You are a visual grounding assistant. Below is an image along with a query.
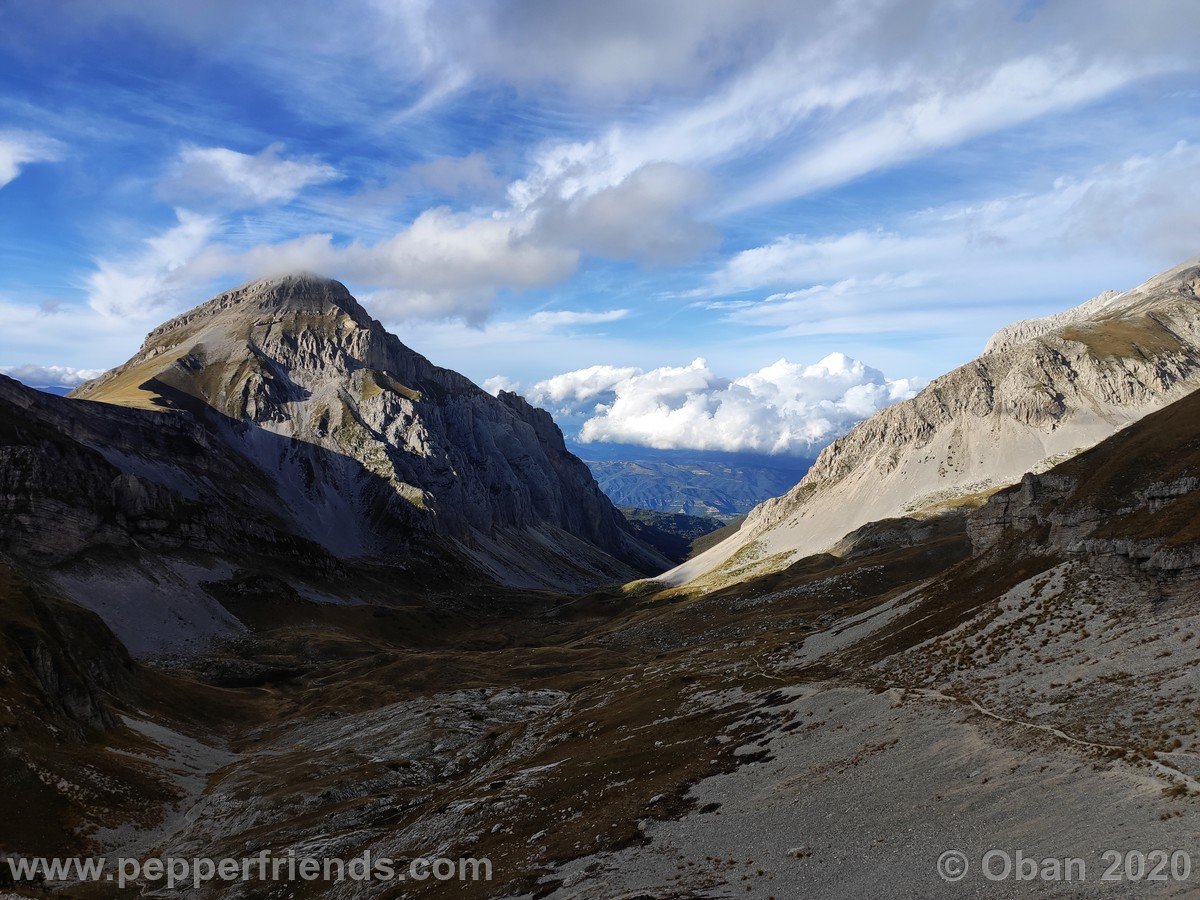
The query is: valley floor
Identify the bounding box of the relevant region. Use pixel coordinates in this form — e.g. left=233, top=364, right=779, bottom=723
left=8, top=518, right=1199, bottom=899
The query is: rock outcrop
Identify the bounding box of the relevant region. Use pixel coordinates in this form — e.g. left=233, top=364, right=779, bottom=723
left=969, top=386, right=1200, bottom=582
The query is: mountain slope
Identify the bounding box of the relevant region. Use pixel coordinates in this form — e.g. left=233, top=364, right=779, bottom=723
left=69, top=275, right=668, bottom=590
left=664, top=259, right=1200, bottom=587
left=970, top=381, right=1200, bottom=572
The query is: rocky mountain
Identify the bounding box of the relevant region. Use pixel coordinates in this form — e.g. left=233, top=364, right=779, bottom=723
left=71, top=275, right=666, bottom=582
left=664, top=258, right=1200, bottom=587
left=9, top=267, right=1200, bottom=898
left=529, top=349, right=1200, bottom=899
left=0, top=276, right=672, bottom=656
left=970, top=382, right=1200, bottom=575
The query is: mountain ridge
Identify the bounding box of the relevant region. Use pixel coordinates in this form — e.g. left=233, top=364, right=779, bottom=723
left=69, top=274, right=669, bottom=584
left=663, top=258, right=1200, bottom=587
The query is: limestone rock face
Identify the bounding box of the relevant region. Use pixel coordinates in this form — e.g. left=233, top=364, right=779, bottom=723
left=969, top=386, right=1200, bottom=581
left=64, top=275, right=667, bottom=587
left=663, top=259, right=1200, bottom=587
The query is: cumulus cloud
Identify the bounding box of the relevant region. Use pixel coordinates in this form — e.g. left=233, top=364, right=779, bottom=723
left=0, top=363, right=104, bottom=388
left=525, top=353, right=920, bottom=455
left=528, top=364, right=641, bottom=407
left=161, top=143, right=339, bottom=207
left=0, top=131, right=63, bottom=188
left=481, top=375, right=519, bottom=396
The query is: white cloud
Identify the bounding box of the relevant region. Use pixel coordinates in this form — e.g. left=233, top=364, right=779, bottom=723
left=85, top=153, right=713, bottom=326
left=726, top=51, right=1148, bottom=211
left=161, top=143, right=339, bottom=207
left=499, top=4, right=1185, bottom=223
left=410, top=152, right=503, bottom=198
left=481, top=375, right=519, bottom=396
left=336, top=208, right=579, bottom=321
left=461, top=1, right=794, bottom=99
left=0, top=131, right=63, bottom=188
left=702, top=142, right=1200, bottom=338
left=86, top=209, right=220, bottom=318
left=41, top=0, right=1200, bottom=371
left=527, top=309, right=628, bottom=328
left=84, top=206, right=579, bottom=324
left=0, top=363, right=104, bottom=387
left=533, top=163, right=717, bottom=265
left=528, top=363, right=641, bottom=407
left=527, top=353, right=920, bottom=455
left=66, top=1, right=1200, bottom=205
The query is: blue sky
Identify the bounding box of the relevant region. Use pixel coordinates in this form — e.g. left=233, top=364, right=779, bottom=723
left=4, top=1, right=1200, bottom=454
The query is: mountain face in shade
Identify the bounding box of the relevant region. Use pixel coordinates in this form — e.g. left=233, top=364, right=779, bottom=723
left=54, top=275, right=667, bottom=591
left=664, top=258, right=1200, bottom=587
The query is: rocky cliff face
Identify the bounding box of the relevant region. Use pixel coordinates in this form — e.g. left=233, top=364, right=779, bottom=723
left=969, top=386, right=1200, bottom=582
left=0, top=373, right=321, bottom=568
left=70, top=275, right=667, bottom=585
left=664, top=259, right=1200, bottom=587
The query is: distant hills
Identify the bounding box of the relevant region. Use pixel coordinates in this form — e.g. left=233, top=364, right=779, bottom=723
left=576, top=444, right=811, bottom=518
left=617, top=507, right=726, bottom=564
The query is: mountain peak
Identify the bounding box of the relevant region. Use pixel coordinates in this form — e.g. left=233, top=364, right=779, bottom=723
left=984, top=259, right=1200, bottom=355
left=140, top=273, right=372, bottom=346
left=72, top=274, right=394, bottom=416
left=237, top=271, right=355, bottom=304
left=67, top=277, right=670, bottom=587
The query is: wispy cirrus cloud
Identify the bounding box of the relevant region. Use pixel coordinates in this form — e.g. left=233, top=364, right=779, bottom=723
left=724, top=51, right=1154, bottom=212
left=0, top=130, right=63, bottom=188
left=702, top=142, right=1200, bottom=340
left=86, top=209, right=219, bottom=318
left=160, top=143, right=339, bottom=208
